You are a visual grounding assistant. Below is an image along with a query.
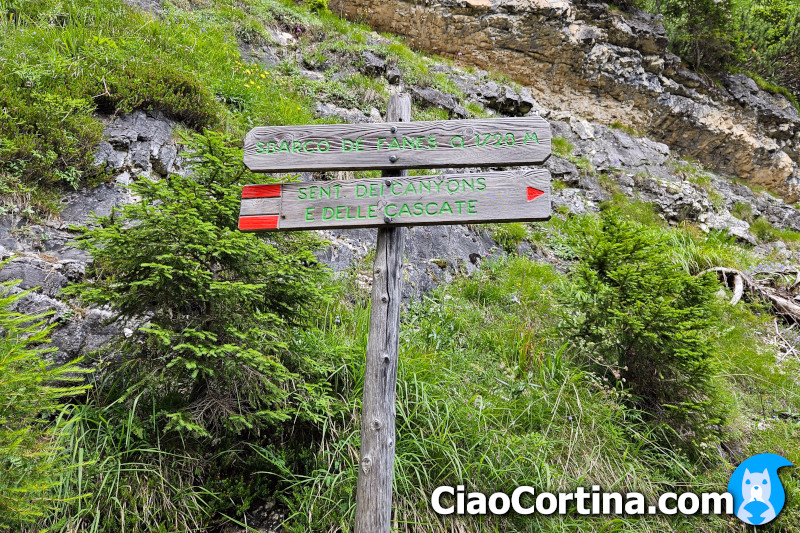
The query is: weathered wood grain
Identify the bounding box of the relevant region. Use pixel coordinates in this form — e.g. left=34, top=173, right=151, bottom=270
left=243, top=116, right=551, bottom=172
left=238, top=169, right=551, bottom=231
left=354, top=93, right=410, bottom=533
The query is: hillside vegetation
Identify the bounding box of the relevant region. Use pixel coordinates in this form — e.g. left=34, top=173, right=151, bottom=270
left=636, top=0, right=799, bottom=105
left=1, top=1, right=799, bottom=532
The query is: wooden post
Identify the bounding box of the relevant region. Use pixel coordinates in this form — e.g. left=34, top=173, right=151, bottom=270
left=354, top=93, right=411, bottom=533
left=238, top=93, right=551, bottom=531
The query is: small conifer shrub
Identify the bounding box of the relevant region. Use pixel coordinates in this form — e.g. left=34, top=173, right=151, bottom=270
left=562, top=211, right=723, bottom=453
left=63, top=132, right=338, bottom=530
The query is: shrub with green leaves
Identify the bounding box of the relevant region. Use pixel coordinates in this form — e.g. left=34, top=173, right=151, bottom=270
left=0, top=87, right=103, bottom=189
left=741, top=0, right=800, bottom=100
left=562, top=211, right=723, bottom=454
left=662, top=0, right=743, bottom=70
left=60, top=132, right=338, bottom=530
left=304, top=0, right=328, bottom=12
left=0, top=280, right=89, bottom=528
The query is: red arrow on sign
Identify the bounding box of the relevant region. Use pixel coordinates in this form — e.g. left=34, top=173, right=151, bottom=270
left=527, top=187, right=544, bottom=201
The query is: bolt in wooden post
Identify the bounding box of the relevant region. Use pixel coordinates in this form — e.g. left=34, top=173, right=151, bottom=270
left=354, top=93, right=411, bottom=533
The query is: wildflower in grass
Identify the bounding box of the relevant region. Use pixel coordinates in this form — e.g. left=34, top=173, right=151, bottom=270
left=261, top=73, right=266, bottom=78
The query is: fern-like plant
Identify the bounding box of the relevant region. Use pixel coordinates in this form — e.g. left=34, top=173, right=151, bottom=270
left=0, top=278, right=89, bottom=528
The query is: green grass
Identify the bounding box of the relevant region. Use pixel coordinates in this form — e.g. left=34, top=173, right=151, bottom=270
left=552, top=137, right=575, bottom=158
left=750, top=216, right=800, bottom=248
left=466, top=100, right=489, bottom=117
left=609, top=121, right=639, bottom=136
left=413, top=105, right=450, bottom=121
left=748, top=71, right=800, bottom=113
left=0, top=0, right=487, bottom=220
left=0, top=0, right=322, bottom=217
left=489, top=222, right=529, bottom=253
left=281, top=250, right=800, bottom=532
left=731, top=201, right=754, bottom=221
left=573, top=155, right=595, bottom=175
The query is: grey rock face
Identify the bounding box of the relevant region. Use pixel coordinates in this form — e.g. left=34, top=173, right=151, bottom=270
left=361, top=50, right=386, bottom=76
left=317, top=225, right=506, bottom=302
left=10, top=290, right=69, bottom=321
left=0, top=256, right=70, bottom=298
left=451, top=76, right=541, bottom=117
left=605, top=10, right=668, bottom=55
left=96, top=110, right=181, bottom=176
left=402, top=224, right=504, bottom=301
left=50, top=308, right=119, bottom=365
left=386, top=66, right=402, bottom=84
left=331, top=0, right=800, bottom=199
left=315, top=102, right=377, bottom=123
left=1, top=110, right=180, bottom=362
left=59, top=183, right=133, bottom=226
left=723, top=74, right=800, bottom=136
left=410, top=86, right=469, bottom=118
left=553, top=188, right=596, bottom=215
left=541, top=110, right=800, bottom=246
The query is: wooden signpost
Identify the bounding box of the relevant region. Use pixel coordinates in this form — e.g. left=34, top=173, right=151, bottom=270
left=239, top=94, right=552, bottom=533
left=244, top=116, right=551, bottom=172
left=238, top=169, right=550, bottom=232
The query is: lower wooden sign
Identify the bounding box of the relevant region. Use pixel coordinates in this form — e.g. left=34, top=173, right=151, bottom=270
left=239, top=169, right=550, bottom=231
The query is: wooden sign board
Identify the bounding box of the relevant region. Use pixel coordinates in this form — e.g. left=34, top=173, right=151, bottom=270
left=238, top=169, right=550, bottom=232
left=243, top=117, right=551, bottom=172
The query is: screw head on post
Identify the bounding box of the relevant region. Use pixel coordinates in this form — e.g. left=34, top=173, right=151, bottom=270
left=389, top=155, right=398, bottom=163
left=383, top=215, right=392, bottom=224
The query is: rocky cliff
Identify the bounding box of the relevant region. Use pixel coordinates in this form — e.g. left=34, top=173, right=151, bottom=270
left=330, top=0, right=800, bottom=199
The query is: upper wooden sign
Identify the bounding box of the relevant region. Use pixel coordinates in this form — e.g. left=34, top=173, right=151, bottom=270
left=238, top=169, right=550, bottom=232
left=243, top=117, right=551, bottom=172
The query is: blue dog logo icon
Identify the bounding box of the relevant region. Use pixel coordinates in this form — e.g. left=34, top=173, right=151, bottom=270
left=728, top=453, right=793, bottom=525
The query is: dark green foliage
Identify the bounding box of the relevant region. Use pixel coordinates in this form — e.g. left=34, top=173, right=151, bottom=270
left=648, top=0, right=799, bottom=100
left=562, top=211, right=723, bottom=452
left=93, top=62, right=220, bottom=129
left=59, top=132, right=338, bottom=530
left=752, top=0, right=796, bottom=43
left=0, top=86, right=103, bottom=190
left=0, top=280, right=89, bottom=528
left=70, top=131, right=330, bottom=438
left=304, top=0, right=329, bottom=12
left=740, top=0, right=800, bottom=100
left=662, top=0, right=742, bottom=70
